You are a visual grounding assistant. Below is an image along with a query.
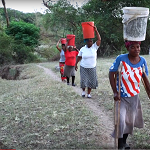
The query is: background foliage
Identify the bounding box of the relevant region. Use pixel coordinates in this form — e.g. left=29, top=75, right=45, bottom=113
left=42, top=0, right=150, bottom=56
left=0, top=0, right=150, bottom=65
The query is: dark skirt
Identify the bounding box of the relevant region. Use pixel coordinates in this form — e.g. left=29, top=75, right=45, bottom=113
left=64, top=65, right=75, bottom=77
left=80, top=66, right=98, bottom=89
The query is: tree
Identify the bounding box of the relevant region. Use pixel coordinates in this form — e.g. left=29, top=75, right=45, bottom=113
left=6, top=21, right=40, bottom=47
left=43, top=0, right=54, bottom=9
left=82, top=0, right=150, bottom=55
left=1, top=0, right=9, bottom=27
left=42, top=0, right=84, bottom=47
left=0, top=32, right=13, bottom=64
left=42, top=0, right=150, bottom=56
left=6, top=21, right=40, bottom=63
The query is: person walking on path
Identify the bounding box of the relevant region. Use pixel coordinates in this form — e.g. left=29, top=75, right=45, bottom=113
left=109, top=41, right=150, bottom=149
left=63, top=45, right=79, bottom=86
left=75, top=26, right=101, bottom=98
left=56, top=39, right=67, bottom=82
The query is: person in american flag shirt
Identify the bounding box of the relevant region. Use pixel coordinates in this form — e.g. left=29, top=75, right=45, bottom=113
left=109, top=41, right=150, bottom=149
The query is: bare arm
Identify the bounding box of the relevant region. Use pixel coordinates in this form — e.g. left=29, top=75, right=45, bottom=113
left=63, top=40, right=69, bottom=52
left=56, top=39, right=61, bottom=52
left=73, top=46, right=79, bottom=52
left=142, top=74, right=150, bottom=98
left=94, top=26, right=101, bottom=46
left=75, top=56, right=82, bottom=71
left=109, top=71, right=120, bottom=101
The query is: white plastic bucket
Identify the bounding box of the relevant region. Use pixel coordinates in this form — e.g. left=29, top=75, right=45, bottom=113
left=122, top=7, right=149, bottom=41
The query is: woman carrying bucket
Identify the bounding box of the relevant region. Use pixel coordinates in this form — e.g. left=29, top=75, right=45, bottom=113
left=56, top=38, right=67, bottom=82
left=75, top=23, right=101, bottom=98
left=109, top=41, right=150, bottom=149
left=63, top=34, right=79, bottom=86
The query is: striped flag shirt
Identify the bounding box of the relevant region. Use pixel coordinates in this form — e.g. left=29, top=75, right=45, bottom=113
left=109, top=54, right=148, bottom=97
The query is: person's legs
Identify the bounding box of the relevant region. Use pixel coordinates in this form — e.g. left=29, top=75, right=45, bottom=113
left=87, top=87, right=91, bottom=98
left=67, top=77, right=70, bottom=85
left=123, top=134, right=130, bottom=149
left=82, top=88, right=86, bottom=97
left=72, top=76, right=75, bottom=86
left=59, top=62, right=66, bottom=81
left=118, top=138, right=124, bottom=149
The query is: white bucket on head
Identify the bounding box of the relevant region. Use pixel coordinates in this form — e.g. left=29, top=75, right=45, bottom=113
left=122, top=7, right=149, bottom=41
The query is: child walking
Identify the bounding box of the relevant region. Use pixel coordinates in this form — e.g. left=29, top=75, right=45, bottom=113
left=109, top=41, right=150, bottom=149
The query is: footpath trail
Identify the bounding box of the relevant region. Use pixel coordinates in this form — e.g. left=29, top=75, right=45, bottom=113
left=37, top=64, right=114, bottom=148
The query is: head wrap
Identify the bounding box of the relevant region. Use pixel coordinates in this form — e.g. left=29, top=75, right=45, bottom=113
left=84, top=38, right=93, bottom=43
left=125, top=41, right=141, bottom=49
left=84, top=39, right=89, bottom=43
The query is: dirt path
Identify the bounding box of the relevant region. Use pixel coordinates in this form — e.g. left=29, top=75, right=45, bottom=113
left=37, top=64, right=114, bottom=148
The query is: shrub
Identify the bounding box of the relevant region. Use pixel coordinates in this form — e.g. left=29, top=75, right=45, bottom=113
left=5, top=21, right=40, bottom=64
left=0, top=32, right=13, bottom=65
left=6, top=21, right=40, bottom=47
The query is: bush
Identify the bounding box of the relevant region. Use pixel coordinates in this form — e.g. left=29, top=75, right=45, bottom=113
left=6, top=21, right=40, bottom=47
left=25, top=52, right=41, bottom=63
left=12, top=42, right=40, bottom=64
left=0, top=32, right=13, bottom=65
left=4, top=21, right=41, bottom=64
left=35, top=45, right=59, bottom=61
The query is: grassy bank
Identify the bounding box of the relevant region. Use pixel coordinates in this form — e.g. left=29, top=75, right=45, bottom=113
left=0, top=55, right=150, bottom=149
left=40, top=55, right=150, bottom=149
left=0, top=63, right=109, bottom=149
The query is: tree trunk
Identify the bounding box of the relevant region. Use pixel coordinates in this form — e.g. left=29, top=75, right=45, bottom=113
left=1, top=0, right=9, bottom=27
left=43, top=0, right=53, bottom=9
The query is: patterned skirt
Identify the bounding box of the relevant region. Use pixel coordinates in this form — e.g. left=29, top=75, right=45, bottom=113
left=112, top=94, right=144, bottom=138
left=80, top=66, right=98, bottom=89
left=59, top=62, right=67, bottom=81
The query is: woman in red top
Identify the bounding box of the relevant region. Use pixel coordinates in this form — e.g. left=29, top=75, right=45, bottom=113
left=64, top=46, right=79, bottom=86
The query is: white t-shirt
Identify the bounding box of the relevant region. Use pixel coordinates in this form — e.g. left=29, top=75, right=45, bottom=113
left=78, top=42, right=99, bottom=68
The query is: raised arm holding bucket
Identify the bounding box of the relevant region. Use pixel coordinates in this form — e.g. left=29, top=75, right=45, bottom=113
left=75, top=24, right=101, bottom=98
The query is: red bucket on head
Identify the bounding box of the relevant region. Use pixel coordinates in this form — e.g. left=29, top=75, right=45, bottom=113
left=66, top=34, right=75, bottom=46
left=61, top=38, right=66, bottom=44
left=81, top=21, right=95, bottom=39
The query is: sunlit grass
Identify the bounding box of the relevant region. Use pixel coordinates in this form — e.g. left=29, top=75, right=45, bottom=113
left=40, top=55, right=150, bottom=148
left=0, top=63, right=107, bottom=149
left=1, top=55, right=150, bottom=149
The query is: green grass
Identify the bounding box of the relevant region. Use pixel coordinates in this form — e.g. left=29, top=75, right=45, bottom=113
left=1, top=55, right=150, bottom=149
left=0, top=63, right=108, bottom=149
left=40, top=55, right=150, bottom=149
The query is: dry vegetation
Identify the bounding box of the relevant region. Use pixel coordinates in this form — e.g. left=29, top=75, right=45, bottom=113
left=0, top=56, right=150, bottom=149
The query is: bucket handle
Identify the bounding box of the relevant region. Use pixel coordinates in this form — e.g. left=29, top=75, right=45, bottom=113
left=122, top=15, right=149, bottom=24
left=66, top=35, right=75, bottom=46
left=67, top=36, right=75, bottom=41
left=87, top=23, right=95, bottom=28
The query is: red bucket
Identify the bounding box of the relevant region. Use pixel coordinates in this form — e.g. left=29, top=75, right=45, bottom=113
left=81, top=21, right=95, bottom=39
left=66, top=34, right=75, bottom=46
left=61, top=38, right=66, bottom=44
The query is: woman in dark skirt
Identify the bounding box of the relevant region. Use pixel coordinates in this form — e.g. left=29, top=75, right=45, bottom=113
left=64, top=46, right=79, bottom=86
left=75, top=26, right=101, bottom=98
